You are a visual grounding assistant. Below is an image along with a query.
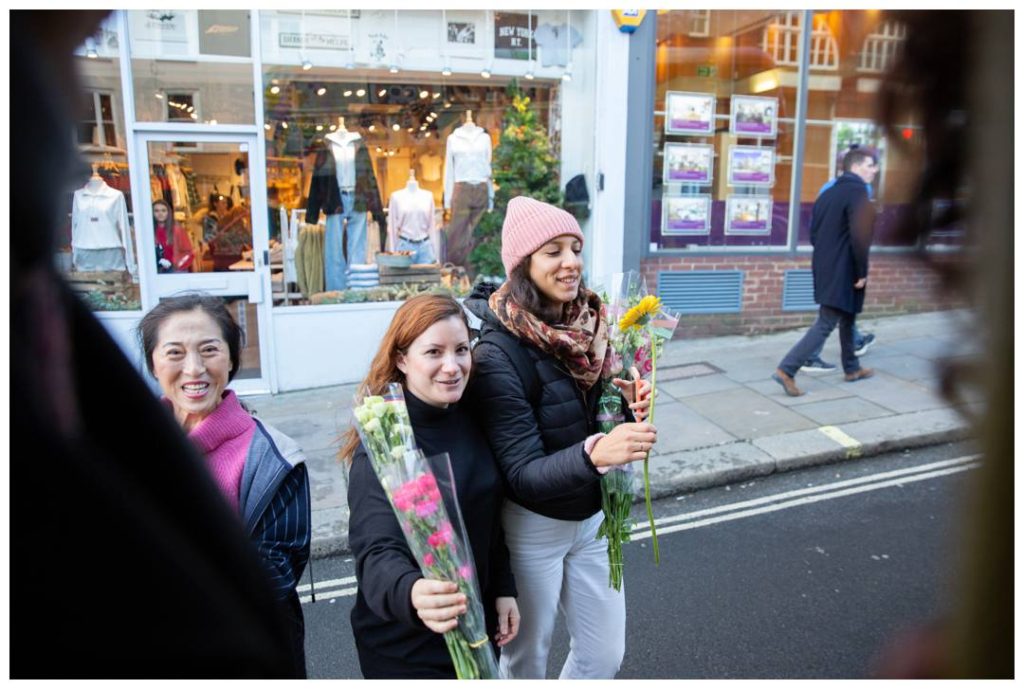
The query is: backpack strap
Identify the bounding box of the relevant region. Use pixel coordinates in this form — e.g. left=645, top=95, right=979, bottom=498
left=477, top=329, right=541, bottom=406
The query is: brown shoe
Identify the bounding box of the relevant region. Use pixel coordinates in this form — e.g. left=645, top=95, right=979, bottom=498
left=772, top=368, right=804, bottom=397
left=844, top=367, right=875, bottom=382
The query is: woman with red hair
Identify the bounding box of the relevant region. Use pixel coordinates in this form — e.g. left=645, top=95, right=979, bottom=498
left=340, top=294, right=519, bottom=678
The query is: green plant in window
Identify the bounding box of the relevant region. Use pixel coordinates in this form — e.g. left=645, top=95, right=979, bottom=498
left=469, top=81, right=563, bottom=278
left=80, top=290, right=141, bottom=312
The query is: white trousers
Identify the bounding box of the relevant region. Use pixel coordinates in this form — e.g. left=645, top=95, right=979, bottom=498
left=498, top=500, right=626, bottom=679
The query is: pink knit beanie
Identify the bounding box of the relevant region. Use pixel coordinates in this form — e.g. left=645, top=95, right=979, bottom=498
left=500, top=196, right=585, bottom=276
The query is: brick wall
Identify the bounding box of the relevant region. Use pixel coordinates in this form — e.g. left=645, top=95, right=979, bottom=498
left=641, top=253, right=963, bottom=338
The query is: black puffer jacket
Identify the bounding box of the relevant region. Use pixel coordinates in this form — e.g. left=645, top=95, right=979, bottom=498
left=465, top=284, right=607, bottom=521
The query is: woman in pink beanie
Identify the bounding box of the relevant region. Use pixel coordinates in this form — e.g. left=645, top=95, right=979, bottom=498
left=465, top=196, right=658, bottom=678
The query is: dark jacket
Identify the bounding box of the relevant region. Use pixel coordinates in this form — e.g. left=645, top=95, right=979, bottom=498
left=241, top=418, right=312, bottom=672
left=810, top=171, right=874, bottom=314
left=465, top=284, right=607, bottom=522
left=305, top=138, right=385, bottom=227
left=11, top=13, right=301, bottom=678
left=348, top=391, right=516, bottom=679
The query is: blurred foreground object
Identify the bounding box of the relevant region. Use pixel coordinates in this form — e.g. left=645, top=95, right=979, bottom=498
left=873, top=10, right=1012, bottom=678
left=9, top=11, right=300, bottom=678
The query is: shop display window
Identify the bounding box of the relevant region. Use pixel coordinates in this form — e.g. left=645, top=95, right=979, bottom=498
left=64, top=15, right=141, bottom=312
left=650, top=10, right=931, bottom=252
left=257, top=9, right=579, bottom=307
left=795, top=12, right=928, bottom=248
left=145, top=141, right=253, bottom=275
left=260, top=68, right=555, bottom=307
left=128, top=10, right=255, bottom=125
left=651, top=10, right=800, bottom=250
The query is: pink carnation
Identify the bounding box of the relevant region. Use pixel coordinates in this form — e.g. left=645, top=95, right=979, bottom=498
left=415, top=500, right=439, bottom=518
left=423, top=552, right=435, bottom=567
left=417, top=474, right=437, bottom=494
left=458, top=564, right=472, bottom=580
left=438, top=522, right=454, bottom=545
left=428, top=522, right=455, bottom=549
left=634, top=346, right=653, bottom=376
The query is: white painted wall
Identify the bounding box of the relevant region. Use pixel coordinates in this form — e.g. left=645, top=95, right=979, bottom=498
left=97, top=311, right=148, bottom=374
left=96, top=311, right=163, bottom=396
left=270, top=302, right=404, bottom=391
left=558, top=10, right=598, bottom=281
left=588, top=13, right=631, bottom=286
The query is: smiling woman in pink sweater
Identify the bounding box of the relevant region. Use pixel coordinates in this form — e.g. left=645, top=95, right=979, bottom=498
left=138, top=294, right=311, bottom=675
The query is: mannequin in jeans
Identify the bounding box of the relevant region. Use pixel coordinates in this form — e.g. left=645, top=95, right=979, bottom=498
left=388, top=170, right=440, bottom=265
left=306, top=116, right=385, bottom=291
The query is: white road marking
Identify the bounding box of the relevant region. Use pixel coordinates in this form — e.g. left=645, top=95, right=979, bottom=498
left=298, top=575, right=355, bottom=593
left=301, top=456, right=979, bottom=604
left=632, top=462, right=978, bottom=541
left=634, top=455, right=979, bottom=532
left=301, top=586, right=357, bottom=604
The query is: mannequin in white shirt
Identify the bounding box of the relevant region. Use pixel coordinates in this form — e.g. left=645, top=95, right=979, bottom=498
left=71, top=162, right=137, bottom=280
left=443, top=110, right=493, bottom=273
left=86, top=163, right=105, bottom=192
left=388, top=170, right=439, bottom=265
left=320, top=115, right=370, bottom=290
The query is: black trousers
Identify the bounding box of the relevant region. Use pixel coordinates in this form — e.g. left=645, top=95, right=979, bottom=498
left=779, top=305, right=861, bottom=376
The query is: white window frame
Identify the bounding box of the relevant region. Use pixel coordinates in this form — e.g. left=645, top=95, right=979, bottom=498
left=764, top=12, right=837, bottom=70
left=687, top=10, right=710, bottom=38
left=859, top=20, right=907, bottom=74
left=79, top=89, right=125, bottom=152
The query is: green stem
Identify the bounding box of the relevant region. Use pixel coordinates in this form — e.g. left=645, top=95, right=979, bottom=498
left=643, top=340, right=660, bottom=566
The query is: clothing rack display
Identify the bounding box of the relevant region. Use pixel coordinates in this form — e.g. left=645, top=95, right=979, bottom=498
left=293, top=222, right=325, bottom=299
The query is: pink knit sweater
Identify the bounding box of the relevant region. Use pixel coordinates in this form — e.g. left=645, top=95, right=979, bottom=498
left=186, top=390, right=256, bottom=515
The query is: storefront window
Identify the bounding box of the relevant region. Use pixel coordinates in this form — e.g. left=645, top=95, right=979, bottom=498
left=650, top=10, right=931, bottom=252
left=797, top=11, right=926, bottom=248
left=259, top=9, right=564, bottom=307
left=129, top=10, right=255, bottom=125
left=651, top=10, right=801, bottom=250
left=146, top=141, right=252, bottom=274
left=64, top=15, right=141, bottom=312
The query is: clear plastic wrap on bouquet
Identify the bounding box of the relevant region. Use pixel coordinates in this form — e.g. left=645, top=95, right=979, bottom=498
left=352, top=384, right=499, bottom=679
left=598, top=271, right=681, bottom=571
left=593, top=272, right=646, bottom=591
left=609, top=272, right=681, bottom=566
left=594, top=376, right=635, bottom=591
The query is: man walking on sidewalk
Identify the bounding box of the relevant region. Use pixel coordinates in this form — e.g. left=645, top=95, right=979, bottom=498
left=801, top=146, right=878, bottom=372
left=773, top=148, right=878, bottom=397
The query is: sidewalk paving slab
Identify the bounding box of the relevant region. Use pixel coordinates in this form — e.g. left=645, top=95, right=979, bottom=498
left=864, top=352, right=939, bottom=382
left=752, top=428, right=858, bottom=471
left=789, top=397, right=894, bottom=426
left=659, top=373, right=743, bottom=399
left=744, top=376, right=852, bottom=407
left=680, top=388, right=819, bottom=439
left=646, top=442, right=776, bottom=499
left=842, top=372, right=949, bottom=414
left=648, top=400, right=736, bottom=454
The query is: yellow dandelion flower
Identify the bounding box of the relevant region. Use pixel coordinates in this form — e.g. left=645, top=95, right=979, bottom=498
left=618, top=295, right=662, bottom=331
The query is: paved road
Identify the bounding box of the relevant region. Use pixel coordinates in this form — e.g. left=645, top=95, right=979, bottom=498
left=299, top=441, right=977, bottom=679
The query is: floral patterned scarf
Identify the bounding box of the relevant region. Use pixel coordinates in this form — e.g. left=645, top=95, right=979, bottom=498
left=489, top=281, right=609, bottom=390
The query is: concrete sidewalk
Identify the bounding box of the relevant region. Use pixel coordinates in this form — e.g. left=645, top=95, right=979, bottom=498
left=248, top=309, right=981, bottom=558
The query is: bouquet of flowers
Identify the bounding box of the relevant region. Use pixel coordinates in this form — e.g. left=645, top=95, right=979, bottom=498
left=599, top=272, right=680, bottom=570
left=352, top=384, right=499, bottom=679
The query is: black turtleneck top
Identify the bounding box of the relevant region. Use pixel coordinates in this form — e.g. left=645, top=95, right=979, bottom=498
left=347, top=389, right=516, bottom=679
